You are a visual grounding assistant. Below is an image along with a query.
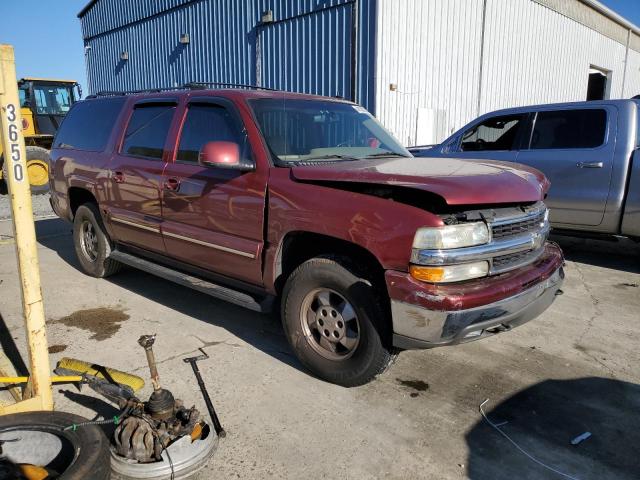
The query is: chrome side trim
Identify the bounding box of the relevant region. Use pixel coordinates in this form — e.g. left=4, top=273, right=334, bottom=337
left=111, top=216, right=160, bottom=233
left=163, top=231, right=256, bottom=259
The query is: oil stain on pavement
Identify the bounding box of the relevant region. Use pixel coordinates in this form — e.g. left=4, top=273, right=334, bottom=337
left=48, top=344, right=67, bottom=354
left=51, top=307, right=129, bottom=341
left=397, top=378, right=430, bottom=397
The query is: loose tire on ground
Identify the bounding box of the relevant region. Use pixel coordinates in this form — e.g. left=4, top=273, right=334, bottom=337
left=0, top=411, right=111, bottom=479
left=25, top=146, right=51, bottom=195
left=281, top=256, right=395, bottom=387
left=73, top=203, right=122, bottom=278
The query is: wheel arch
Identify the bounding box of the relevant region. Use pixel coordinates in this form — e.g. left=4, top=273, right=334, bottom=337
left=273, top=232, right=391, bottom=325
left=68, top=186, right=98, bottom=218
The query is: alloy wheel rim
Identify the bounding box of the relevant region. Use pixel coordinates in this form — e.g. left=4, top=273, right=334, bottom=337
left=300, top=288, right=360, bottom=361
left=80, top=220, right=98, bottom=262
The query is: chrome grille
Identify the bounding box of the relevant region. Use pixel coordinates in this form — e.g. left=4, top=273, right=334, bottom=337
left=411, top=203, right=550, bottom=277
left=492, top=249, right=536, bottom=269
left=492, top=211, right=546, bottom=239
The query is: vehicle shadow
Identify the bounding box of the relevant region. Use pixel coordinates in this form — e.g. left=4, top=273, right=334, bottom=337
left=550, top=233, right=640, bottom=274
left=35, top=218, right=304, bottom=374
left=466, top=376, right=640, bottom=480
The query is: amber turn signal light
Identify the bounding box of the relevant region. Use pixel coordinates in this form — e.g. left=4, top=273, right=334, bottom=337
left=410, top=261, right=489, bottom=283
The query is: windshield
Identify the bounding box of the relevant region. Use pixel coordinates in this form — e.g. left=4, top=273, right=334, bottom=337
left=33, top=84, right=74, bottom=115
left=249, top=98, right=410, bottom=163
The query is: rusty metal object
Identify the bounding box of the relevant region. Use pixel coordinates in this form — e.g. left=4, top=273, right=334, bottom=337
left=114, top=415, right=157, bottom=462
left=109, top=334, right=206, bottom=463
left=137, top=334, right=160, bottom=391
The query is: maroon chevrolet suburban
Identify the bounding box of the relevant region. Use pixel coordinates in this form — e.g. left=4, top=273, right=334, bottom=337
left=49, top=87, right=564, bottom=387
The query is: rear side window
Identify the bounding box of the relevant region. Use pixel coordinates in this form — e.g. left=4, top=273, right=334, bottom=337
left=176, top=104, right=247, bottom=163
left=529, top=109, right=607, bottom=150
left=460, top=114, right=525, bottom=152
left=122, top=104, right=175, bottom=160
left=53, top=98, right=125, bottom=151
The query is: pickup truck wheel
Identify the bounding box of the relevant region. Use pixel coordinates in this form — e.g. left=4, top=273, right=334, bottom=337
left=73, top=203, right=121, bottom=278
left=282, top=256, right=394, bottom=387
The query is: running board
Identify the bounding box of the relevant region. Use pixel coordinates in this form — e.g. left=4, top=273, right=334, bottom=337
left=109, top=250, right=273, bottom=313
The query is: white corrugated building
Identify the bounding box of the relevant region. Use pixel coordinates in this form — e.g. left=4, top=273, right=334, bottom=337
left=376, top=0, right=640, bottom=145
left=79, top=0, right=640, bottom=145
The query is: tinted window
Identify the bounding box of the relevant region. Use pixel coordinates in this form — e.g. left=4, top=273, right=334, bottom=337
left=460, top=114, right=525, bottom=152
left=176, top=104, right=247, bottom=163
left=122, top=105, right=175, bottom=160
left=53, top=98, right=125, bottom=151
left=529, top=109, right=607, bottom=149
left=250, top=99, right=409, bottom=162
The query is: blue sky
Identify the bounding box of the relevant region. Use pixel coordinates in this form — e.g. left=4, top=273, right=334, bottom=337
left=0, top=0, right=638, bottom=95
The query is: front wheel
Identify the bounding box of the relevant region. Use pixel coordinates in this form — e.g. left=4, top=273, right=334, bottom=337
left=282, top=256, right=395, bottom=387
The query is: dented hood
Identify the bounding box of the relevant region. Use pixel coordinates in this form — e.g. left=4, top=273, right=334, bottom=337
left=290, top=157, right=549, bottom=205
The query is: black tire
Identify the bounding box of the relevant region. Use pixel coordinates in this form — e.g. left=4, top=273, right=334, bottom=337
left=281, top=256, right=395, bottom=387
left=73, top=203, right=122, bottom=278
left=25, top=146, right=51, bottom=195
left=0, top=411, right=111, bottom=479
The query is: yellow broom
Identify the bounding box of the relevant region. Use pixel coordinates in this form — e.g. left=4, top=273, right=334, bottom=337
left=0, top=357, right=144, bottom=393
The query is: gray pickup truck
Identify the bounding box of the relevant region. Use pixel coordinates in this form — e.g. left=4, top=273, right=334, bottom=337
left=410, top=100, right=640, bottom=241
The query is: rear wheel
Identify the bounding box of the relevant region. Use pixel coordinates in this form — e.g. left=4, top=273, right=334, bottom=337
left=73, top=203, right=122, bottom=278
left=25, top=146, right=50, bottom=195
left=282, top=256, right=395, bottom=387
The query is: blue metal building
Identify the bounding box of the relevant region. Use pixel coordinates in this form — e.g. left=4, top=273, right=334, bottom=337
left=78, top=0, right=377, bottom=111
left=79, top=0, right=640, bottom=145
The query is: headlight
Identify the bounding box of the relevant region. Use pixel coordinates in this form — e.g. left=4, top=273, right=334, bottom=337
left=410, top=261, right=489, bottom=283
left=412, top=222, right=490, bottom=250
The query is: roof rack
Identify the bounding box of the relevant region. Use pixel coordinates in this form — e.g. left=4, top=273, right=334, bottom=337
left=87, top=82, right=280, bottom=98
left=88, top=86, right=187, bottom=98
left=183, top=81, right=278, bottom=91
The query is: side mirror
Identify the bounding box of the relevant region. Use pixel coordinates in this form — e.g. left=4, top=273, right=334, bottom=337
left=198, top=141, right=252, bottom=171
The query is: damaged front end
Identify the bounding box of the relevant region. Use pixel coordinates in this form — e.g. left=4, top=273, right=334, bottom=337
left=386, top=202, right=564, bottom=349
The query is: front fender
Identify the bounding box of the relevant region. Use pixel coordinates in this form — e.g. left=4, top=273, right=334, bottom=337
left=264, top=168, right=443, bottom=289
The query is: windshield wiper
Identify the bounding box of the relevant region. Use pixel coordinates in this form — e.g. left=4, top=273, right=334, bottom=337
left=365, top=152, right=411, bottom=158
left=302, top=154, right=361, bottom=162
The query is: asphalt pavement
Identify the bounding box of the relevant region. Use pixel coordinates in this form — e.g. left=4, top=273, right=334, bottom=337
left=0, top=193, right=639, bottom=479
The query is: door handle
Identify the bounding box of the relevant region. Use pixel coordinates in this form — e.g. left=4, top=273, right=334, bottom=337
left=576, top=161, right=603, bottom=168
left=112, top=171, right=125, bottom=183
left=164, top=177, right=181, bottom=191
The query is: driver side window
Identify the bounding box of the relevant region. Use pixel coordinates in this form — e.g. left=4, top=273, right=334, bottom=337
left=460, top=114, right=525, bottom=152
left=176, top=103, right=250, bottom=164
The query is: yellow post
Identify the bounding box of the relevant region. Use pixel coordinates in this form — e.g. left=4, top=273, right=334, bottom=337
left=0, top=44, right=53, bottom=412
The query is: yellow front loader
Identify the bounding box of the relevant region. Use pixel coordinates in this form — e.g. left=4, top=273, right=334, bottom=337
left=0, top=77, right=80, bottom=195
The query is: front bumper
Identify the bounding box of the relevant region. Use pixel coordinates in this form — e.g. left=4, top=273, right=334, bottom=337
left=388, top=243, right=564, bottom=349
